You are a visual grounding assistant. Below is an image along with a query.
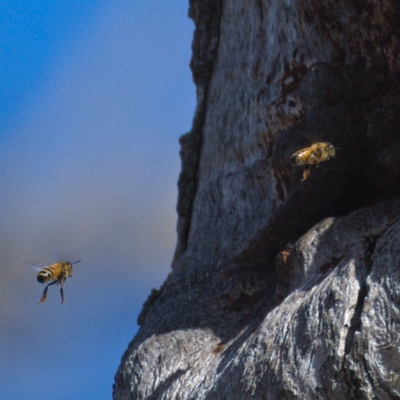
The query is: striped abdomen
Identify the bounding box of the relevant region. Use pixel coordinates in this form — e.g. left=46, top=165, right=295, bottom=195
left=37, top=267, right=58, bottom=283
left=291, top=149, right=313, bottom=165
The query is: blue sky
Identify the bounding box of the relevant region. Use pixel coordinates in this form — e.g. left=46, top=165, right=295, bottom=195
left=0, top=1, right=195, bottom=399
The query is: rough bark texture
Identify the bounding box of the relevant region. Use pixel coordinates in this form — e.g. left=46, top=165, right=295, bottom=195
left=114, top=1, right=400, bottom=399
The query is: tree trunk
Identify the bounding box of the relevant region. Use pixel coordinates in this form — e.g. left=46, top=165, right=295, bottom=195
left=114, top=1, right=400, bottom=399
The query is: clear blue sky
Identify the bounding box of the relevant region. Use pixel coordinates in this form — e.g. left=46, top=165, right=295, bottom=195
left=0, top=1, right=195, bottom=399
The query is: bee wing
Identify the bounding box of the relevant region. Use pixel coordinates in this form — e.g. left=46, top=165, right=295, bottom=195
left=30, top=264, right=48, bottom=272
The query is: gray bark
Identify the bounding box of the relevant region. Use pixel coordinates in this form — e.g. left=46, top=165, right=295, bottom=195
left=114, top=1, right=400, bottom=399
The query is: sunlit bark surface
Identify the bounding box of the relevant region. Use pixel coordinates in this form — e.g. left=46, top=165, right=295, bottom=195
left=114, top=1, right=400, bottom=398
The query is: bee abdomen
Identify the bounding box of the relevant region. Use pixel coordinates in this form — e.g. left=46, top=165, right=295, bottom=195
left=291, top=153, right=306, bottom=165
left=37, top=269, right=52, bottom=283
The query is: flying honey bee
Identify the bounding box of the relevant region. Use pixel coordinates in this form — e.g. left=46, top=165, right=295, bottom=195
left=32, top=260, right=81, bottom=304
left=291, top=142, right=336, bottom=181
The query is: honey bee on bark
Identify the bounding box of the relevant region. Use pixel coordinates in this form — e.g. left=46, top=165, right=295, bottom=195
left=32, top=260, right=81, bottom=304
left=291, top=142, right=336, bottom=181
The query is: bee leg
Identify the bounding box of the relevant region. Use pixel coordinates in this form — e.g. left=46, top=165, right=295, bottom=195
left=38, top=281, right=57, bottom=304
left=301, top=165, right=310, bottom=181
left=60, top=282, right=65, bottom=304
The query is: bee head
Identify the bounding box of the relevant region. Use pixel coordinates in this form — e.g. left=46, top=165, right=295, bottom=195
left=66, top=262, right=74, bottom=277
left=68, top=260, right=81, bottom=277
left=326, top=143, right=336, bottom=157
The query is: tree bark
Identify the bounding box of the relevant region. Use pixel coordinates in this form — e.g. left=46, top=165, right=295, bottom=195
left=114, top=1, right=400, bottom=399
